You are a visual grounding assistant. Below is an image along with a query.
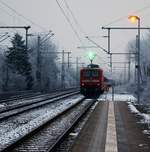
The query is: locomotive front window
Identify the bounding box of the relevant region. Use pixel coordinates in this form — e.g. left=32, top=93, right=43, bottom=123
left=91, top=70, right=99, bottom=77
left=83, top=70, right=99, bottom=78
left=83, top=70, right=91, bottom=78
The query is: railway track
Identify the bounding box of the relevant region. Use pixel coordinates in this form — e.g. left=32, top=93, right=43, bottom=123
left=0, top=97, right=96, bottom=152
left=0, top=88, right=78, bottom=105
left=0, top=92, right=41, bottom=105
left=0, top=89, right=79, bottom=120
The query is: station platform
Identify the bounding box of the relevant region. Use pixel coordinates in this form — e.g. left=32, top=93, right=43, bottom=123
left=71, top=101, right=150, bottom=152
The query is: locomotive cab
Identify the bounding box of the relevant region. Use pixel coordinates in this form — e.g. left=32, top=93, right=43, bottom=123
left=80, top=64, right=104, bottom=98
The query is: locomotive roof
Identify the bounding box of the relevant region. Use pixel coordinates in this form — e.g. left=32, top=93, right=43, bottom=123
left=87, top=64, right=99, bottom=68
left=81, top=67, right=103, bottom=71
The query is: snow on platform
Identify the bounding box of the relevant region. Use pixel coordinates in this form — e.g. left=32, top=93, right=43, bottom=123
left=128, top=102, right=150, bottom=135
left=99, top=93, right=137, bottom=102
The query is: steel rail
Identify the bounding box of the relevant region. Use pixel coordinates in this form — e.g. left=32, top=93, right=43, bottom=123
left=1, top=97, right=89, bottom=152
left=48, top=100, right=96, bottom=152
left=0, top=87, right=78, bottom=103
left=0, top=90, right=79, bottom=120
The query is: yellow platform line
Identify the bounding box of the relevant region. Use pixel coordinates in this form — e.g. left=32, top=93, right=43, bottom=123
left=105, top=102, right=118, bottom=152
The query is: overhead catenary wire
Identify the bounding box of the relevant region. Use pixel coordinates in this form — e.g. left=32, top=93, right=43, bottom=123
left=55, top=0, right=84, bottom=45
left=86, top=36, right=108, bottom=54
left=63, top=0, right=86, bottom=36
left=0, top=35, right=10, bottom=43
left=0, top=6, right=21, bottom=33
left=104, top=3, right=150, bottom=27
left=0, top=0, right=47, bottom=31
left=0, top=5, right=30, bottom=34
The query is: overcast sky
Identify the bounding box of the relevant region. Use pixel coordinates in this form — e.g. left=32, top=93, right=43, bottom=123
left=0, top=0, right=150, bottom=74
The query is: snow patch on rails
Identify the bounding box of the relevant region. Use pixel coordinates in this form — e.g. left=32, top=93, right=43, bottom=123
left=0, top=91, right=79, bottom=120
left=0, top=96, right=84, bottom=151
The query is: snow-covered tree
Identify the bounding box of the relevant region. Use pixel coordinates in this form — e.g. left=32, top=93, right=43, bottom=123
left=6, top=33, right=33, bottom=90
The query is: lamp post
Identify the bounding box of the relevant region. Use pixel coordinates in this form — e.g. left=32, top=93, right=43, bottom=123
left=128, top=15, right=140, bottom=104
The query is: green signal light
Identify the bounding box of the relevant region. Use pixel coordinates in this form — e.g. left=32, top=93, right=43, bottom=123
left=87, top=51, right=96, bottom=60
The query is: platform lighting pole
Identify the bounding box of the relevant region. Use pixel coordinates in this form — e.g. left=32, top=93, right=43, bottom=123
left=102, top=25, right=144, bottom=103
left=128, top=16, right=141, bottom=104
left=137, top=17, right=141, bottom=104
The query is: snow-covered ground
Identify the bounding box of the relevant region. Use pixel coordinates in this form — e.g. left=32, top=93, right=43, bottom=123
left=0, top=95, right=84, bottom=151
left=99, top=85, right=137, bottom=102
left=99, top=87, right=150, bottom=136
left=128, top=102, right=150, bottom=135
left=100, top=93, right=137, bottom=102
left=99, top=92, right=137, bottom=102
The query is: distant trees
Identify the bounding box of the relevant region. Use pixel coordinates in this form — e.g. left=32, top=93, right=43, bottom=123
left=127, top=33, right=150, bottom=80
left=0, top=32, right=77, bottom=93
left=6, top=33, right=33, bottom=90
left=28, top=34, right=77, bottom=92
left=126, top=31, right=150, bottom=102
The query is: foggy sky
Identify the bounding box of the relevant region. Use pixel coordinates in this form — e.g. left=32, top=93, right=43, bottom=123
left=0, top=0, right=150, bottom=74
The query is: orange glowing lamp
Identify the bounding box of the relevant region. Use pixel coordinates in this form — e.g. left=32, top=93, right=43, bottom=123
left=128, top=15, right=139, bottom=23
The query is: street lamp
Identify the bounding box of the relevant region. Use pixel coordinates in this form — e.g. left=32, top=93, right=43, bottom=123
left=128, top=15, right=140, bottom=104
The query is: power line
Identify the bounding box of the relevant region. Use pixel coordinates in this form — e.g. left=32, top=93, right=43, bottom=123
left=104, top=3, right=150, bottom=27
left=0, top=0, right=47, bottom=31
left=0, top=5, right=23, bottom=33
left=86, top=36, right=108, bottom=53
left=55, top=0, right=84, bottom=45
left=63, top=0, right=86, bottom=35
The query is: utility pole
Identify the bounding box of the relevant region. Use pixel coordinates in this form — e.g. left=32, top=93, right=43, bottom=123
left=67, top=52, right=71, bottom=68
left=110, top=53, right=112, bottom=72
left=102, top=25, right=150, bottom=103
left=0, top=26, right=31, bottom=52
left=61, top=50, right=65, bottom=88
left=36, top=35, right=42, bottom=90
left=128, top=54, right=131, bottom=82
left=124, top=63, right=126, bottom=83
left=67, top=60, right=84, bottom=87
left=28, top=32, right=54, bottom=91
left=107, top=28, right=112, bottom=72
left=0, top=26, right=31, bottom=91
left=25, top=26, right=30, bottom=52
left=76, top=57, right=79, bottom=86
left=40, top=50, right=71, bottom=89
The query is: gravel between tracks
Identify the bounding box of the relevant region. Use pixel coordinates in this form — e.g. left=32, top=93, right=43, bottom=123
left=0, top=95, right=83, bottom=151
left=12, top=99, right=94, bottom=152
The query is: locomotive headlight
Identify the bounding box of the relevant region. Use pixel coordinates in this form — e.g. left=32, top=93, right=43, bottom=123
left=82, top=83, right=85, bottom=86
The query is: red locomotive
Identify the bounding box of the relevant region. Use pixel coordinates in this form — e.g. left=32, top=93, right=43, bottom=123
left=80, top=64, right=109, bottom=98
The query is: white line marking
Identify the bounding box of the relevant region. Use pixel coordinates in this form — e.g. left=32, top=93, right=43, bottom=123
left=105, top=102, right=118, bottom=152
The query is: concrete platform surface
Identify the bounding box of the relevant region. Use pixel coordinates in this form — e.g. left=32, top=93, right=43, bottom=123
left=71, top=101, right=150, bottom=152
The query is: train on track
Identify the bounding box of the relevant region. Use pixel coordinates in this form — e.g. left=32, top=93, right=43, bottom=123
left=80, top=64, right=112, bottom=98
